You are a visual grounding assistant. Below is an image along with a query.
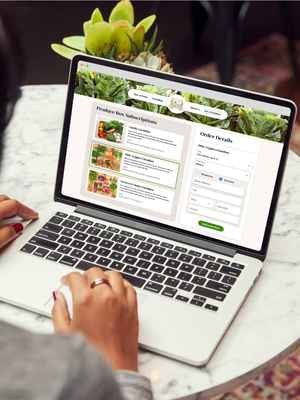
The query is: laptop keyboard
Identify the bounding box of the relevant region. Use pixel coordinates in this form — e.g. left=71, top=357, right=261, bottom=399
left=20, top=212, right=245, bottom=312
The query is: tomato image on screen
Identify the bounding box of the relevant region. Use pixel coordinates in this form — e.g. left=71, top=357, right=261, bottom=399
left=97, top=119, right=123, bottom=143
left=87, top=170, right=118, bottom=198
left=91, top=143, right=123, bottom=172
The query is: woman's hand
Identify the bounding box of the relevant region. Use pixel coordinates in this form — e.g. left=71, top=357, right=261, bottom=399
left=0, top=195, right=38, bottom=250
left=52, top=267, right=139, bottom=372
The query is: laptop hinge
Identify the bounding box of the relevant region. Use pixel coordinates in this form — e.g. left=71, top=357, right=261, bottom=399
left=75, top=206, right=236, bottom=258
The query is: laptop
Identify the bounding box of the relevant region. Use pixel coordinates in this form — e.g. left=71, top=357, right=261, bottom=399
left=0, top=55, right=296, bottom=366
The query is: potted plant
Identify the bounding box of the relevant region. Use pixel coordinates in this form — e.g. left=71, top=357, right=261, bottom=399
left=51, top=0, right=172, bottom=72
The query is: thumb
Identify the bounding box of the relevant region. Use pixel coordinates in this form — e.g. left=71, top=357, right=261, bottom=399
left=0, top=224, right=21, bottom=250
left=52, top=291, right=71, bottom=334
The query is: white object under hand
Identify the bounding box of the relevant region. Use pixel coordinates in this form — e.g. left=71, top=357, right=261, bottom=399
left=59, top=284, right=74, bottom=319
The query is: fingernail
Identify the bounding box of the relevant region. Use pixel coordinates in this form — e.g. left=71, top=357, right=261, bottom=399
left=52, top=291, right=57, bottom=301
left=12, top=223, right=23, bottom=234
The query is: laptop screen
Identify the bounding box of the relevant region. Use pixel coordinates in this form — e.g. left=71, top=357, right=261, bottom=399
left=61, top=59, right=292, bottom=252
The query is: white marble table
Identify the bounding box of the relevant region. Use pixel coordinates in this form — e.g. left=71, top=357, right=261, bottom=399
left=1, top=85, right=300, bottom=400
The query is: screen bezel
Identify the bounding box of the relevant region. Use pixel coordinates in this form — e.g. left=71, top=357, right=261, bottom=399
left=54, top=54, right=296, bottom=260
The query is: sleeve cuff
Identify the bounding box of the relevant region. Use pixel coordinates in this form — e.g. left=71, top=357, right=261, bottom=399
left=115, top=370, right=153, bottom=400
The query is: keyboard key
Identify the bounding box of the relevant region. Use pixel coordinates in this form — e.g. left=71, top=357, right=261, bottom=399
left=124, top=265, right=138, bottom=275
left=94, top=222, right=106, bottom=229
left=139, top=242, right=152, bottom=251
left=61, top=228, right=76, bottom=237
left=137, top=260, right=151, bottom=269
left=112, top=243, right=126, bottom=253
left=231, top=262, right=245, bottom=270
left=122, top=273, right=145, bottom=288
left=74, top=223, right=88, bottom=232
left=36, top=229, right=59, bottom=241
left=188, top=249, right=201, bottom=257
left=147, top=238, right=160, bottom=245
left=97, top=257, right=111, bottom=267
left=151, top=273, right=165, bottom=283
left=123, top=255, right=137, bottom=265
left=178, top=254, right=192, bottom=263
left=207, top=272, right=222, bottom=281
left=112, top=234, right=126, bottom=243
left=126, top=247, right=140, bottom=257
left=179, top=282, right=194, bottom=292
left=150, top=264, right=164, bottom=273
left=165, top=278, right=179, bottom=287
left=180, top=263, right=194, bottom=273
left=29, top=237, right=59, bottom=250
left=162, top=287, right=177, bottom=297
left=220, top=266, right=241, bottom=277
left=205, top=304, right=218, bottom=312
left=46, top=251, right=62, bottom=261
left=144, top=281, right=162, bottom=293
left=206, top=262, right=220, bottom=271
left=206, top=280, right=231, bottom=293
left=161, top=242, right=173, bottom=249
left=165, top=250, right=179, bottom=259
left=125, top=238, right=139, bottom=247
left=193, top=286, right=226, bottom=301
left=68, top=215, right=80, bottom=222
left=190, top=299, right=205, bottom=307
left=84, top=253, right=98, bottom=263
left=137, top=269, right=151, bottom=279
left=166, top=259, right=180, bottom=269
left=99, top=231, right=113, bottom=239
left=139, top=251, right=153, bottom=260
left=178, top=272, right=192, bottom=282
left=217, top=258, right=230, bottom=265
left=58, top=236, right=72, bottom=245
left=49, top=216, right=63, bottom=224
left=21, top=243, right=36, bottom=254
left=110, top=261, right=124, bottom=271
left=120, top=230, right=133, bottom=237
left=56, top=212, right=68, bottom=218
left=174, top=246, right=187, bottom=253
left=194, top=267, right=208, bottom=277
left=70, top=249, right=84, bottom=258
left=74, top=232, right=88, bottom=241
left=107, top=226, right=119, bottom=233
left=176, top=295, right=189, bottom=302
left=133, top=234, right=146, bottom=241
left=192, top=276, right=206, bottom=286
left=77, top=260, right=104, bottom=271
left=87, top=227, right=101, bottom=236
left=81, top=219, right=93, bottom=226
left=110, top=252, right=124, bottom=261
left=59, top=255, right=78, bottom=267
left=57, top=245, right=71, bottom=255
left=152, top=255, right=166, bottom=265
left=192, top=258, right=206, bottom=267
left=70, top=240, right=85, bottom=249
left=164, top=267, right=178, bottom=277
left=100, top=239, right=113, bottom=249
left=193, top=295, right=207, bottom=302
left=222, top=275, right=236, bottom=285
left=86, top=235, right=101, bottom=245
left=152, top=246, right=165, bottom=255
left=96, top=247, right=110, bottom=257
left=43, top=222, right=63, bottom=233
left=203, top=254, right=216, bottom=261
left=62, top=219, right=75, bottom=228
left=83, top=244, right=97, bottom=253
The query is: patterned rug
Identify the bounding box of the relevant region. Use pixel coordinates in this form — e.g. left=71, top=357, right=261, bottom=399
left=190, top=34, right=300, bottom=400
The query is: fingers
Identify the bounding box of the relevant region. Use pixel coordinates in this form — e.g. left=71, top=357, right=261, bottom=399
left=0, top=195, right=9, bottom=202
left=0, top=225, right=19, bottom=250
left=52, top=291, right=71, bottom=333
left=84, top=267, right=111, bottom=294
left=62, top=271, right=89, bottom=304
left=105, top=270, right=126, bottom=297
left=124, top=280, right=138, bottom=308
left=0, top=199, right=38, bottom=221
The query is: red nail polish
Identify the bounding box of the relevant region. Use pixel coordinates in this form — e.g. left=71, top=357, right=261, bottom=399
left=52, top=291, right=57, bottom=301
left=12, top=223, right=23, bottom=234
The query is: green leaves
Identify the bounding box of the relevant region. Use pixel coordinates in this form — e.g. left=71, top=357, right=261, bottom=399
left=51, top=44, right=82, bottom=60
left=85, top=22, right=113, bottom=56
left=109, top=0, right=134, bottom=25
left=136, top=15, right=156, bottom=33
left=62, top=36, right=85, bottom=51
left=91, top=8, right=103, bottom=24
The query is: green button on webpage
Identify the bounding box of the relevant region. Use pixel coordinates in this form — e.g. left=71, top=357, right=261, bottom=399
left=198, top=220, right=224, bottom=232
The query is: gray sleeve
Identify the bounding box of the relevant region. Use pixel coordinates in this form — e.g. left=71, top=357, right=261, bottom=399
left=115, top=371, right=153, bottom=400
left=0, top=321, right=124, bottom=400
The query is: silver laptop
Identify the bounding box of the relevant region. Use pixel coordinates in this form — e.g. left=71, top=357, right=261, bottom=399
left=0, top=55, right=296, bottom=366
